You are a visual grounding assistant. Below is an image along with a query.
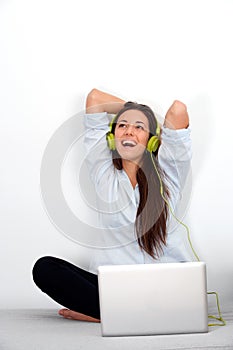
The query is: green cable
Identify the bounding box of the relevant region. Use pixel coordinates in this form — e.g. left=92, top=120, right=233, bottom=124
left=150, top=152, right=226, bottom=327
left=207, top=292, right=226, bottom=326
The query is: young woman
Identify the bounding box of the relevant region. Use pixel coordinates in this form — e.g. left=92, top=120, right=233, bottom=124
left=32, top=88, right=191, bottom=323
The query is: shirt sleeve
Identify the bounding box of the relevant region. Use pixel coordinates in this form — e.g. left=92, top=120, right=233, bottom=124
left=158, top=126, right=192, bottom=231
left=83, top=112, right=120, bottom=198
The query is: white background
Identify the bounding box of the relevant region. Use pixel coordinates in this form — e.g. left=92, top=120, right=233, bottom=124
left=0, top=0, right=232, bottom=309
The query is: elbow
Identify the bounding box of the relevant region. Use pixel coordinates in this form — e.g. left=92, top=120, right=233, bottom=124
left=168, top=100, right=189, bottom=129
left=171, top=100, right=187, bottom=116
left=86, top=88, right=104, bottom=113
left=86, top=88, right=98, bottom=107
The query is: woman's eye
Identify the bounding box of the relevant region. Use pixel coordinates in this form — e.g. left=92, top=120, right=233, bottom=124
left=135, top=125, right=144, bottom=130
left=118, top=123, right=127, bottom=128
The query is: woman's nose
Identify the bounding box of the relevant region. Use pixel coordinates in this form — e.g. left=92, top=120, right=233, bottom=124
left=124, top=124, right=134, bottom=135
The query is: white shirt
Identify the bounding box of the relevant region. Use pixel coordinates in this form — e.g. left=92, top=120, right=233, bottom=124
left=83, top=112, right=193, bottom=274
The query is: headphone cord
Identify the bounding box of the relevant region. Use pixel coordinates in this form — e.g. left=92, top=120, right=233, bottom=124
left=150, top=152, right=226, bottom=327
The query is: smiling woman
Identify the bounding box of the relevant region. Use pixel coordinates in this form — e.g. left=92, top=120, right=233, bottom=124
left=114, top=109, right=150, bottom=166
left=110, top=102, right=160, bottom=189
left=32, top=88, right=192, bottom=323
left=106, top=100, right=170, bottom=258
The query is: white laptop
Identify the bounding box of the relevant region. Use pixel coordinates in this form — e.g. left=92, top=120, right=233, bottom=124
left=98, top=262, right=208, bottom=337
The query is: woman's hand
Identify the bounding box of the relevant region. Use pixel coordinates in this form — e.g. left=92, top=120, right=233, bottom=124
left=86, top=88, right=125, bottom=114
left=164, top=100, right=189, bottom=130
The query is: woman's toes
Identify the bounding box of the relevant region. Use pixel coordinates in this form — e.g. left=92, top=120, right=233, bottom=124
left=58, top=308, right=100, bottom=322
left=58, top=309, right=72, bottom=318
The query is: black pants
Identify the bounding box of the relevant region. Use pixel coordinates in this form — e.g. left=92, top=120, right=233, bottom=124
left=32, top=256, right=100, bottom=319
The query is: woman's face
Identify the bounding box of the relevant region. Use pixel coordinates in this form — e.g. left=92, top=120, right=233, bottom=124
left=114, top=109, right=150, bottom=164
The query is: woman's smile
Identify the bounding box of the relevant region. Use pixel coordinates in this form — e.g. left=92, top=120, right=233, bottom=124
left=121, top=139, right=137, bottom=147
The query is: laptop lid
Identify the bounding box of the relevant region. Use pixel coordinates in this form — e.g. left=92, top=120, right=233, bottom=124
left=98, top=262, right=208, bottom=336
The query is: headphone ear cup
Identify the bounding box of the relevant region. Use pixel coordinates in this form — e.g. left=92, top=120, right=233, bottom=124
left=106, top=132, right=116, bottom=150
left=147, top=136, right=160, bottom=153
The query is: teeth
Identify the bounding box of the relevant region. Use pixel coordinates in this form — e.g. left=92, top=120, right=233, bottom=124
left=122, top=140, right=137, bottom=147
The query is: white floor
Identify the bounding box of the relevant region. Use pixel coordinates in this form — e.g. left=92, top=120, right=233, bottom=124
left=1, top=307, right=233, bottom=350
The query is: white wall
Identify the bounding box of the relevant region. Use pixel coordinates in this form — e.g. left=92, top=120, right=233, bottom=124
left=1, top=0, right=232, bottom=309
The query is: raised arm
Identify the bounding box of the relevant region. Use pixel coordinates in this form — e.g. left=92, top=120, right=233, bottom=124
left=164, top=100, right=189, bottom=130
left=86, top=88, right=125, bottom=114
left=158, top=100, right=191, bottom=222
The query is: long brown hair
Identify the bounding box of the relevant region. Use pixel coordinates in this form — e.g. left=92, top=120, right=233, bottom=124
left=111, top=102, right=170, bottom=259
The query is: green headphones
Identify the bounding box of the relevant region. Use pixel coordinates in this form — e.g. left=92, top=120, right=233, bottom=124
left=106, top=116, right=160, bottom=153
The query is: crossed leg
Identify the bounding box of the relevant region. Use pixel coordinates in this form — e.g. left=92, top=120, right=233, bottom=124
left=33, top=256, right=101, bottom=322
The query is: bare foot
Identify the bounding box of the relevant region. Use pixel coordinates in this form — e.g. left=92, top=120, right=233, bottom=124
left=58, top=309, right=100, bottom=323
